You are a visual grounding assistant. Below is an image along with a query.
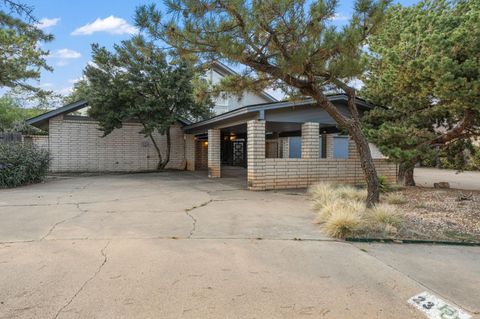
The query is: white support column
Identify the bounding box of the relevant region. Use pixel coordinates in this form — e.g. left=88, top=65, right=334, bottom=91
left=247, top=120, right=266, bottom=190
left=208, top=129, right=221, bottom=178
left=301, top=122, right=320, bottom=159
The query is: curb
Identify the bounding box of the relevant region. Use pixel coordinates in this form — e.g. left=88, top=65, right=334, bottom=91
left=345, top=237, right=480, bottom=247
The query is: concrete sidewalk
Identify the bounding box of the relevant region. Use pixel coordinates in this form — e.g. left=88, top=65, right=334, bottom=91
left=0, top=172, right=478, bottom=318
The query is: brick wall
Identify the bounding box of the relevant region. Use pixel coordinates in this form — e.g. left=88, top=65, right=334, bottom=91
left=207, top=129, right=221, bottom=177
left=47, top=115, right=185, bottom=172
left=263, top=158, right=397, bottom=190
left=248, top=125, right=397, bottom=190
left=25, top=135, right=49, bottom=151
left=195, top=140, right=208, bottom=170
left=185, top=134, right=195, bottom=171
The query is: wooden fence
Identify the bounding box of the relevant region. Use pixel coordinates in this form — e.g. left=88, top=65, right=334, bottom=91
left=0, top=132, right=23, bottom=144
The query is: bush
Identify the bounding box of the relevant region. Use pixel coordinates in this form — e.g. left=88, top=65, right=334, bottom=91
left=0, top=142, right=50, bottom=188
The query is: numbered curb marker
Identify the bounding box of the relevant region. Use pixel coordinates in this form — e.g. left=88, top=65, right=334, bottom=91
left=408, top=292, right=471, bottom=319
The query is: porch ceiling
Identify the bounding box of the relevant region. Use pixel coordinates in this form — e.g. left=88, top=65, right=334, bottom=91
left=183, top=94, right=374, bottom=135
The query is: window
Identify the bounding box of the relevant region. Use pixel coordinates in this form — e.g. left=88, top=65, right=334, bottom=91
left=288, top=136, right=302, bottom=158
left=319, top=135, right=327, bottom=158
left=333, top=136, right=349, bottom=159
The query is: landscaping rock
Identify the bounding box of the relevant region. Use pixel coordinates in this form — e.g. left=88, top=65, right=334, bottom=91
left=433, top=182, right=450, bottom=189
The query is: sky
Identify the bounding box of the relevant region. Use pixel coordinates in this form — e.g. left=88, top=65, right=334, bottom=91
left=23, top=0, right=418, bottom=100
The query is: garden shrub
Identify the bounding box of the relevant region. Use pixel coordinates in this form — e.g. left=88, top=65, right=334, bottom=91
left=0, top=142, right=50, bottom=188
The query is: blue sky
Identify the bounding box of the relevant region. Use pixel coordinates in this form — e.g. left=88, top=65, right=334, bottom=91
left=26, top=0, right=418, bottom=98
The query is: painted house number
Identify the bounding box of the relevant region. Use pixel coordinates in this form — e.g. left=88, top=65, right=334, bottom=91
left=408, top=292, right=471, bottom=319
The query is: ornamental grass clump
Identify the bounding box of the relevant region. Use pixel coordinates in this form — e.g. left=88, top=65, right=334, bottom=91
left=365, top=204, right=403, bottom=229
left=310, top=182, right=404, bottom=239
left=0, top=143, right=50, bottom=188
left=324, top=210, right=363, bottom=238
left=384, top=192, right=408, bottom=205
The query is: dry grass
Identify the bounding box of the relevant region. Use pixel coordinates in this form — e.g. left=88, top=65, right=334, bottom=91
left=311, top=182, right=480, bottom=242
left=364, top=204, right=403, bottom=235
left=314, top=200, right=365, bottom=224
left=384, top=192, right=408, bottom=205
left=310, top=182, right=404, bottom=239
left=366, top=204, right=402, bottom=227
left=323, top=210, right=363, bottom=238
left=335, top=185, right=367, bottom=202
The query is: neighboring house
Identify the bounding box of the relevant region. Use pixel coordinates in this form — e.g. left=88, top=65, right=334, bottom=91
left=26, top=93, right=396, bottom=190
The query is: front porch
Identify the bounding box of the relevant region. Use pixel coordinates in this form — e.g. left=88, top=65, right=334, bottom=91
left=183, top=96, right=398, bottom=190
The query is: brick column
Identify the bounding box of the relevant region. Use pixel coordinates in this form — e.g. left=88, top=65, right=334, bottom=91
left=301, top=122, right=320, bottom=159
left=247, top=120, right=266, bottom=190
left=208, top=129, right=221, bottom=178
left=185, top=134, right=195, bottom=171
left=326, top=134, right=334, bottom=159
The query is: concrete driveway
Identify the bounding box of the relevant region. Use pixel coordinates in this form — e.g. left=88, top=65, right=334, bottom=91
left=0, top=172, right=478, bottom=318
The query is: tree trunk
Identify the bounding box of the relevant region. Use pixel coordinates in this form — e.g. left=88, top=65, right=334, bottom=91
left=161, top=127, right=171, bottom=169
left=149, top=127, right=172, bottom=170
left=148, top=133, right=164, bottom=170
left=398, top=162, right=416, bottom=186
left=348, top=122, right=380, bottom=207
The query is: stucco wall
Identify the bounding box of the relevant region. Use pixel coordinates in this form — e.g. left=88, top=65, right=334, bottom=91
left=47, top=115, right=185, bottom=172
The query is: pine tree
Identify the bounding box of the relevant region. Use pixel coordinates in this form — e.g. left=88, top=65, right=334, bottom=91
left=362, top=0, right=480, bottom=185
left=136, top=0, right=390, bottom=206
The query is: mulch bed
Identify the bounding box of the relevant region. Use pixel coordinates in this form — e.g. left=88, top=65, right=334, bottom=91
left=385, top=187, right=480, bottom=243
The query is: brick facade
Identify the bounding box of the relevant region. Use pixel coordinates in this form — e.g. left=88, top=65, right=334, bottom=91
left=247, top=120, right=266, bottom=190
left=301, top=122, right=320, bottom=159
left=260, top=138, right=397, bottom=190
left=45, top=115, right=185, bottom=172
left=246, top=123, right=397, bottom=190
left=24, top=135, right=49, bottom=151
left=185, top=134, right=195, bottom=171
left=207, top=129, right=221, bottom=178
left=195, top=140, right=208, bottom=170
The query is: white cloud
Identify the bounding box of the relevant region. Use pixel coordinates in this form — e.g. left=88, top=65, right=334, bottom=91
left=56, top=87, right=73, bottom=96
left=36, top=17, right=60, bottom=29
left=50, top=48, right=82, bottom=59
left=68, top=76, right=84, bottom=84
left=71, top=16, right=138, bottom=35
left=49, top=49, right=82, bottom=67
left=330, top=13, right=350, bottom=21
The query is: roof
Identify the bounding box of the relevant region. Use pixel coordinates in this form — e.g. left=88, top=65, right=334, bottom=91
left=210, top=61, right=278, bottom=103
left=26, top=100, right=192, bottom=129
left=183, top=94, right=373, bottom=132
left=26, top=100, right=88, bottom=130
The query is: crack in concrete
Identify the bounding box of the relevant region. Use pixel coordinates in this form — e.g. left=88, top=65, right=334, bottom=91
left=0, top=236, right=333, bottom=244
left=52, top=241, right=110, bottom=319
left=184, top=200, right=213, bottom=238
left=41, top=204, right=88, bottom=241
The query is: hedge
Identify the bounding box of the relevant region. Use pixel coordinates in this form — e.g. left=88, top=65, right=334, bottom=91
left=0, top=142, right=50, bottom=188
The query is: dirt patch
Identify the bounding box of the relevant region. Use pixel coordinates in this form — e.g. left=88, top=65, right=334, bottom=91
left=389, top=187, right=480, bottom=243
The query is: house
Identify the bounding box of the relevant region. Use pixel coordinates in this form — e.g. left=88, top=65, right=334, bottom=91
left=26, top=62, right=397, bottom=190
